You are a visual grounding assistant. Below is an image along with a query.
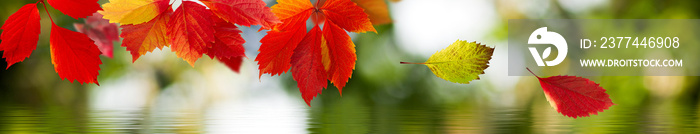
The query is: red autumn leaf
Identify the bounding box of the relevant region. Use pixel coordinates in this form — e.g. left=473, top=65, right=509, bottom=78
left=47, top=0, right=102, bottom=19
left=167, top=1, right=215, bottom=66
left=256, top=3, right=311, bottom=77
left=291, top=26, right=327, bottom=104
left=207, top=16, right=245, bottom=60
left=218, top=56, right=244, bottom=73
left=0, top=3, right=41, bottom=69
left=121, top=9, right=173, bottom=62
left=257, top=0, right=375, bottom=106
left=321, top=20, right=357, bottom=91
left=206, top=17, right=246, bottom=72
left=320, top=0, right=376, bottom=32
left=50, top=23, right=103, bottom=85
left=74, top=13, right=120, bottom=58
left=200, top=0, right=281, bottom=29
left=527, top=68, right=614, bottom=118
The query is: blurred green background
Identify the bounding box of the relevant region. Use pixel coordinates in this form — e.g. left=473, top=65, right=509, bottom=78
left=1, top=0, right=699, bottom=133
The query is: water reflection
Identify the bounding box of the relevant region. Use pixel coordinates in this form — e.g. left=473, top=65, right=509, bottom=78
left=1, top=98, right=698, bottom=133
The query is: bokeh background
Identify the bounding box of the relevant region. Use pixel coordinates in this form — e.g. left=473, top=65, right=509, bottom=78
left=1, top=0, right=699, bottom=133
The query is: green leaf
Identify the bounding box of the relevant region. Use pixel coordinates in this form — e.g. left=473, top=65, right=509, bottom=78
left=401, top=40, right=494, bottom=84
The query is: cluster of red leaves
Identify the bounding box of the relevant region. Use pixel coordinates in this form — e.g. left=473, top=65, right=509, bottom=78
left=257, top=0, right=376, bottom=106
left=110, top=0, right=280, bottom=74
left=1, top=0, right=103, bottom=85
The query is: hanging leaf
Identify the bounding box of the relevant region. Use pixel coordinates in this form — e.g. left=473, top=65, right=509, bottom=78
left=401, top=40, right=494, bottom=84
left=206, top=17, right=247, bottom=73
left=50, top=23, right=103, bottom=85
left=0, top=3, right=41, bottom=69
left=207, top=16, right=245, bottom=60
left=527, top=68, right=615, bottom=118
left=291, top=26, right=327, bottom=104
left=167, top=1, right=215, bottom=66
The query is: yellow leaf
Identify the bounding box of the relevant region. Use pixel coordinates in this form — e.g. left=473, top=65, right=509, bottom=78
left=99, top=0, right=170, bottom=25
left=402, top=40, right=494, bottom=84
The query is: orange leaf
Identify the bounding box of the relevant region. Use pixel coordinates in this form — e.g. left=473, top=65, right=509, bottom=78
left=201, top=0, right=281, bottom=29
left=167, top=1, right=215, bottom=66
left=269, top=0, right=314, bottom=25
left=47, top=0, right=102, bottom=19
left=121, top=9, right=173, bottom=62
left=49, top=23, right=103, bottom=85
left=351, top=0, right=392, bottom=25
left=291, top=26, right=328, bottom=106
left=0, top=3, right=41, bottom=69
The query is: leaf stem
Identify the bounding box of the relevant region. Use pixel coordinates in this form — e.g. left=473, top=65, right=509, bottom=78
left=400, top=62, right=425, bottom=65
left=526, top=67, right=539, bottom=77
left=38, top=0, right=54, bottom=24
left=315, top=0, right=324, bottom=8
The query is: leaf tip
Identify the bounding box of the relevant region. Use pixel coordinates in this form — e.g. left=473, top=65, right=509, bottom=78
left=305, top=101, right=312, bottom=107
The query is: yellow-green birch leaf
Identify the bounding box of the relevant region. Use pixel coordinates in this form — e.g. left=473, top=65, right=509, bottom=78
left=401, top=40, right=494, bottom=84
